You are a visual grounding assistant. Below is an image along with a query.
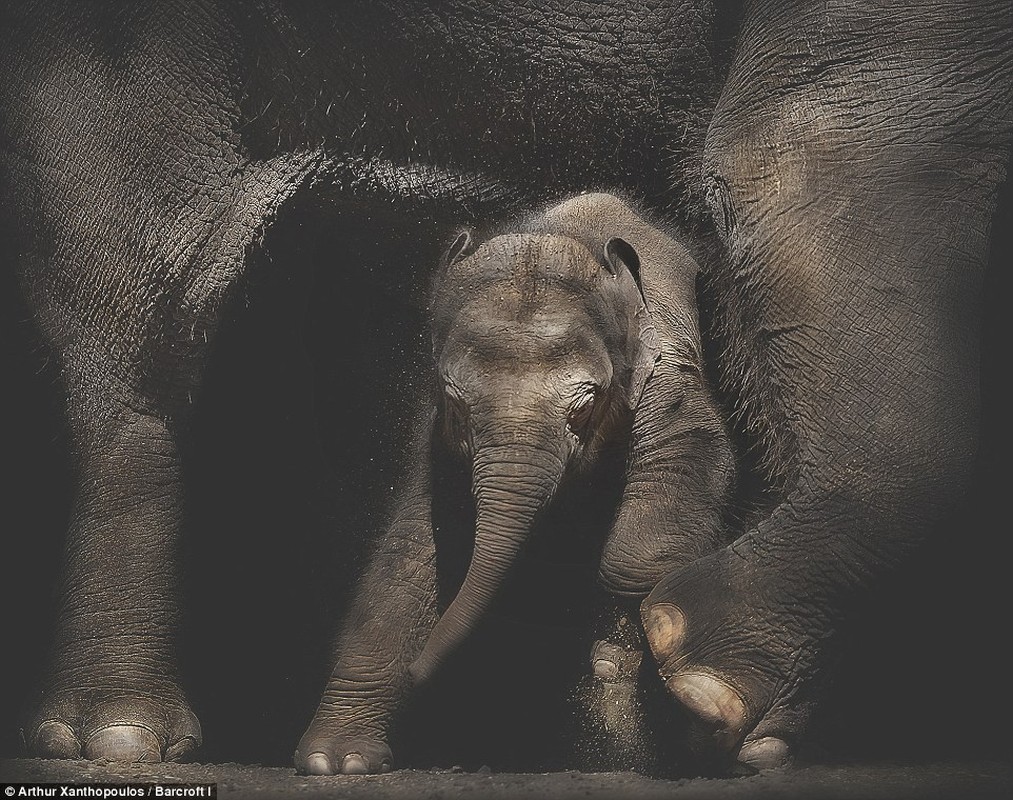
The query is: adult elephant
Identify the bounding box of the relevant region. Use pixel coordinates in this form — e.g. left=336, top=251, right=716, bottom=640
left=1, top=0, right=1009, bottom=772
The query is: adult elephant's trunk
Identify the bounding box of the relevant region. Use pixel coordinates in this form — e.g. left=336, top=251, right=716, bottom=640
left=409, top=443, right=561, bottom=685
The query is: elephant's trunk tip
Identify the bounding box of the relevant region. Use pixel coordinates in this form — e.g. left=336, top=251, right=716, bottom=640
left=406, top=550, right=502, bottom=687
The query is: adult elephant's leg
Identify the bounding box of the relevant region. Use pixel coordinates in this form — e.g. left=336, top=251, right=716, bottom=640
left=18, top=175, right=310, bottom=761
left=2, top=3, right=326, bottom=761
left=23, top=384, right=200, bottom=762
left=295, top=408, right=441, bottom=776
left=19, top=157, right=316, bottom=760
left=643, top=0, right=1012, bottom=769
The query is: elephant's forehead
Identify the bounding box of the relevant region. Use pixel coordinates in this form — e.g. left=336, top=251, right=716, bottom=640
left=443, top=298, right=611, bottom=375
left=457, top=233, right=601, bottom=288
left=455, top=292, right=593, bottom=345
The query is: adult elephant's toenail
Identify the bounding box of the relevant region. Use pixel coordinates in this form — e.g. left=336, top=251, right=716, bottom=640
left=667, top=672, right=746, bottom=748
left=341, top=752, right=368, bottom=774
left=83, top=725, right=161, bottom=762
left=304, top=752, right=333, bottom=775
left=738, top=736, right=792, bottom=769
left=642, top=602, right=685, bottom=659
left=34, top=720, right=81, bottom=759
left=164, top=735, right=199, bottom=762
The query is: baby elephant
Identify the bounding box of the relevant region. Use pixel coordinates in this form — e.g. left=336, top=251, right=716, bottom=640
left=296, top=193, right=734, bottom=775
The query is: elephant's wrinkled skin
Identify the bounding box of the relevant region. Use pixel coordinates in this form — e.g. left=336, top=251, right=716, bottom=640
left=1, top=0, right=1010, bottom=774
left=293, top=193, right=734, bottom=774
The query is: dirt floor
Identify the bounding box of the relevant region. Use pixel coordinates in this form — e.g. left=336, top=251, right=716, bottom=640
left=1, top=758, right=1009, bottom=800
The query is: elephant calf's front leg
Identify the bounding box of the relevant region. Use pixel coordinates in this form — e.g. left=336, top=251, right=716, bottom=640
left=599, top=334, right=734, bottom=597
left=296, top=444, right=440, bottom=775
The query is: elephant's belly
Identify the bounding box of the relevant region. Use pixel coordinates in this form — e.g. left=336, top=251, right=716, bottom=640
left=241, top=0, right=724, bottom=203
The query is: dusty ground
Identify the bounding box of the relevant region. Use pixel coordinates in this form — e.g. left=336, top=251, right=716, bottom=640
left=1, top=758, right=1009, bottom=799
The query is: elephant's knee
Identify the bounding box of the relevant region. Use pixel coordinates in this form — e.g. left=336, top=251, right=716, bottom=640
left=600, top=494, right=724, bottom=598
left=598, top=538, right=662, bottom=599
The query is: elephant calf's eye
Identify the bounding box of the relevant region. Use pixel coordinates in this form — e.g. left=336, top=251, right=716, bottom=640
left=567, top=394, right=596, bottom=439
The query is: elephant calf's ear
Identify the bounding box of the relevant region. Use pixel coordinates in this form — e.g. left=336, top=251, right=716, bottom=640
left=604, top=237, right=648, bottom=310
left=444, top=228, right=476, bottom=267
left=603, top=238, right=659, bottom=410
left=626, top=305, right=661, bottom=410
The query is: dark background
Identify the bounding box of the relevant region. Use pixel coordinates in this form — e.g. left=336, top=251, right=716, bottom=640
left=1, top=162, right=1009, bottom=770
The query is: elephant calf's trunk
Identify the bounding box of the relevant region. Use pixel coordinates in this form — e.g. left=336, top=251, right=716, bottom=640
left=409, top=456, right=558, bottom=685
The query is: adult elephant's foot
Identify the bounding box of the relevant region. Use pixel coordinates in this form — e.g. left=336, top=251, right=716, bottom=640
left=642, top=547, right=824, bottom=772
left=295, top=685, right=394, bottom=775
left=24, top=688, right=200, bottom=762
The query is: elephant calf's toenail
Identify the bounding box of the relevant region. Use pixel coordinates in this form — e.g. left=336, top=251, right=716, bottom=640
left=667, top=672, right=746, bottom=748
left=341, top=753, right=368, bottom=774
left=593, top=659, right=619, bottom=680
left=304, top=752, right=333, bottom=775
left=643, top=603, right=686, bottom=659
left=83, top=725, right=161, bottom=762
left=738, top=736, right=792, bottom=770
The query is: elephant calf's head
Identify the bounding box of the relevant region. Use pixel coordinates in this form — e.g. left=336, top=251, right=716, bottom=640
left=409, top=227, right=660, bottom=684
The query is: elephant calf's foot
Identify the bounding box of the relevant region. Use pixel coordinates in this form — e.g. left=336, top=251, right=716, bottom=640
left=296, top=708, right=392, bottom=775
left=584, top=639, right=647, bottom=744
left=590, top=638, right=642, bottom=684
left=24, top=689, right=200, bottom=762
left=642, top=550, right=823, bottom=772
left=573, top=628, right=665, bottom=773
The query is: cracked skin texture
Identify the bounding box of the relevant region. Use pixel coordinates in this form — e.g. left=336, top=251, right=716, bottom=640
left=1, top=0, right=1010, bottom=776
